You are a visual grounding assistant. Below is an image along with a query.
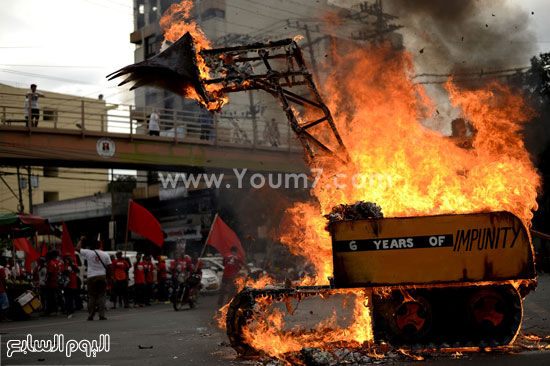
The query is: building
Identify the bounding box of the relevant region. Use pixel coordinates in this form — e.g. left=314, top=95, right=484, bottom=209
left=0, top=84, right=111, bottom=214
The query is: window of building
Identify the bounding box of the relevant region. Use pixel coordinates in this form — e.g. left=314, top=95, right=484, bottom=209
left=148, top=5, right=158, bottom=24
left=43, top=107, right=57, bottom=122
left=43, top=191, right=59, bottom=203
left=30, top=175, right=39, bottom=188
left=43, top=167, right=59, bottom=177
left=144, top=36, right=159, bottom=59
left=137, top=0, right=145, bottom=29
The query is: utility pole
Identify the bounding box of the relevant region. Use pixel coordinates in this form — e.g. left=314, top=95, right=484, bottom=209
left=303, top=24, right=320, bottom=83
left=27, top=166, right=33, bottom=214
left=286, top=20, right=329, bottom=83
left=16, top=166, right=24, bottom=213
left=249, top=92, right=258, bottom=148
left=110, top=168, right=116, bottom=249
left=349, top=0, right=402, bottom=45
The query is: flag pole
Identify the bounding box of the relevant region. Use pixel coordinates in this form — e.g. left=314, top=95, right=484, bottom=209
left=199, top=213, right=218, bottom=258
left=124, top=199, right=132, bottom=257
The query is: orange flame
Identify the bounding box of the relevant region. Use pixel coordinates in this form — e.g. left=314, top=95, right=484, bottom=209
left=160, top=0, right=210, bottom=51
left=254, top=42, right=542, bottom=357
left=281, top=43, right=540, bottom=284
left=241, top=290, right=373, bottom=357
left=159, top=0, right=227, bottom=110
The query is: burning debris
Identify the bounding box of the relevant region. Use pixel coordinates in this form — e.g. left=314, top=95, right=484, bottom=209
left=250, top=332, right=550, bottom=366
left=325, top=201, right=383, bottom=222
left=109, top=0, right=544, bottom=361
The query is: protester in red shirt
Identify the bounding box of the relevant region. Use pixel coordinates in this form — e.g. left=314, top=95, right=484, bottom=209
left=184, top=253, right=203, bottom=276
left=143, top=255, right=155, bottom=306
left=112, top=251, right=130, bottom=309
left=170, top=253, right=185, bottom=276
left=62, top=256, right=79, bottom=319
left=181, top=252, right=203, bottom=301
left=133, top=253, right=145, bottom=307
left=45, top=251, right=60, bottom=315
left=217, top=247, right=245, bottom=306
left=0, top=257, right=10, bottom=322
left=156, top=256, right=168, bottom=303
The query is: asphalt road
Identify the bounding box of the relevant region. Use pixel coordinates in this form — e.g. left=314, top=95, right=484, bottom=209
left=0, top=275, right=549, bottom=366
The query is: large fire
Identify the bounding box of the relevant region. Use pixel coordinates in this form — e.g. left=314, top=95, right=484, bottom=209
left=159, top=0, right=541, bottom=358
left=281, top=44, right=540, bottom=284
left=249, top=44, right=539, bottom=357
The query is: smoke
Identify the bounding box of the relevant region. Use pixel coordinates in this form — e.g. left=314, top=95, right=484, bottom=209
left=386, top=0, right=537, bottom=73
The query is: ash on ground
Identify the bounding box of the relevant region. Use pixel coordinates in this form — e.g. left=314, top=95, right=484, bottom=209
left=251, top=333, right=550, bottom=365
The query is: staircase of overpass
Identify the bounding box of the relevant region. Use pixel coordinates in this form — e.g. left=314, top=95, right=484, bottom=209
left=0, top=92, right=306, bottom=173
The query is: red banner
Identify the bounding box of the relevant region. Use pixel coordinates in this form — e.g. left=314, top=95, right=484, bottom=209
left=14, top=237, right=40, bottom=272
left=206, top=215, right=245, bottom=260
left=128, top=201, right=164, bottom=247
left=61, top=221, right=77, bottom=263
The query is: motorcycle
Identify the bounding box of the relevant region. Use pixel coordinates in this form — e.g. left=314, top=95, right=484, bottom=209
left=172, top=272, right=201, bottom=311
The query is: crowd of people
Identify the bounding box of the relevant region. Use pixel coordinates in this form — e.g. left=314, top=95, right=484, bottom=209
left=0, top=236, right=248, bottom=322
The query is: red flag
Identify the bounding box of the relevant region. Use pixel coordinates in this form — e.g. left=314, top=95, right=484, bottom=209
left=13, top=238, right=40, bottom=272
left=206, top=215, right=245, bottom=260
left=128, top=201, right=164, bottom=247
left=61, top=221, right=77, bottom=263
left=98, top=233, right=103, bottom=250
left=41, top=241, right=47, bottom=257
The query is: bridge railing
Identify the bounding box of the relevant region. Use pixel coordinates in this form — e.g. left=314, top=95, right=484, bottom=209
left=0, top=92, right=303, bottom=153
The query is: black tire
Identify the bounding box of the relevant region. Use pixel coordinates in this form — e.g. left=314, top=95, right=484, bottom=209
left=172, top=286, right=186, bottom=311
left=385, top=293, right=433, bottom=345
left=466, top=285, right=522, bottom=345
left=226, top=288, right=259, bottom=357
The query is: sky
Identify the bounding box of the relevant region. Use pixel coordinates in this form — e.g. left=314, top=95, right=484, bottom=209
left=0, top=0, right=549, bottom=106
left=0, top=0, right=135, bottom=104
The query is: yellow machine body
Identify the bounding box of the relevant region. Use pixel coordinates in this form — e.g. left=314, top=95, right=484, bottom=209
left=330, top=211, right=536, bottom=288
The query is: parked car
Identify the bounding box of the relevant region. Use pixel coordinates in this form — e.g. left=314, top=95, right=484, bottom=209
left=200, top=257, right=224, bottom=293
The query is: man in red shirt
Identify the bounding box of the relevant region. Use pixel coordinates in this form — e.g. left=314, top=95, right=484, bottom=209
left=0, top=257, right=10, bottom=322
left=143, top=254, right=155, bottom=306
left=112, top=251, right=130, bottom=308
left=217, top=247, right=245, bottom=306
left=62, top=256, right=79, bottom=319
left=55, top=255, right=66, bottom=313
left=184, top=253, right=203, bottom=276
left=45, top=251, right=60, bottom=315
left=182, top=252, right=202, bottom=301
left=156, top=256, right=168, bottom=303
left=133, top=253, right=145, bottom=307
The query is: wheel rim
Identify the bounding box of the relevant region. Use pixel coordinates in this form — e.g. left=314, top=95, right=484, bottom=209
left=396, top=302, right=427, bottom=332
left=472, top=295, right=504, bottom=327
left=387, top=294, right=432, bottom=344
left=467, top=285, right=523, bottom=344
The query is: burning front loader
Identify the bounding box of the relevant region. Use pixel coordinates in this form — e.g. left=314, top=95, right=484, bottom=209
left=225, top=211, right=535, bottom=355
left=109, top=33, right=537, bottom=353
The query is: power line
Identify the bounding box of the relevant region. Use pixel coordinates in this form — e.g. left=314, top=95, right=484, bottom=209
left=77, top=0, right=133, bottom=16
left=0, top=46, right=45, bottom=49
left=0, top=68, right=104, bottom=86
left=0, top=170, right=147, bottom=184
left=0, top=64, right=107, bottom=69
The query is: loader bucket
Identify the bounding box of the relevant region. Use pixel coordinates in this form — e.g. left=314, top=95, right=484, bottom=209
left=107, top=32, right=212, bottom=104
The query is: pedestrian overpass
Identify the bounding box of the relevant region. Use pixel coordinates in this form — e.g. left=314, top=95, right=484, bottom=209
left=0, top=91, right=306, bottom=173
